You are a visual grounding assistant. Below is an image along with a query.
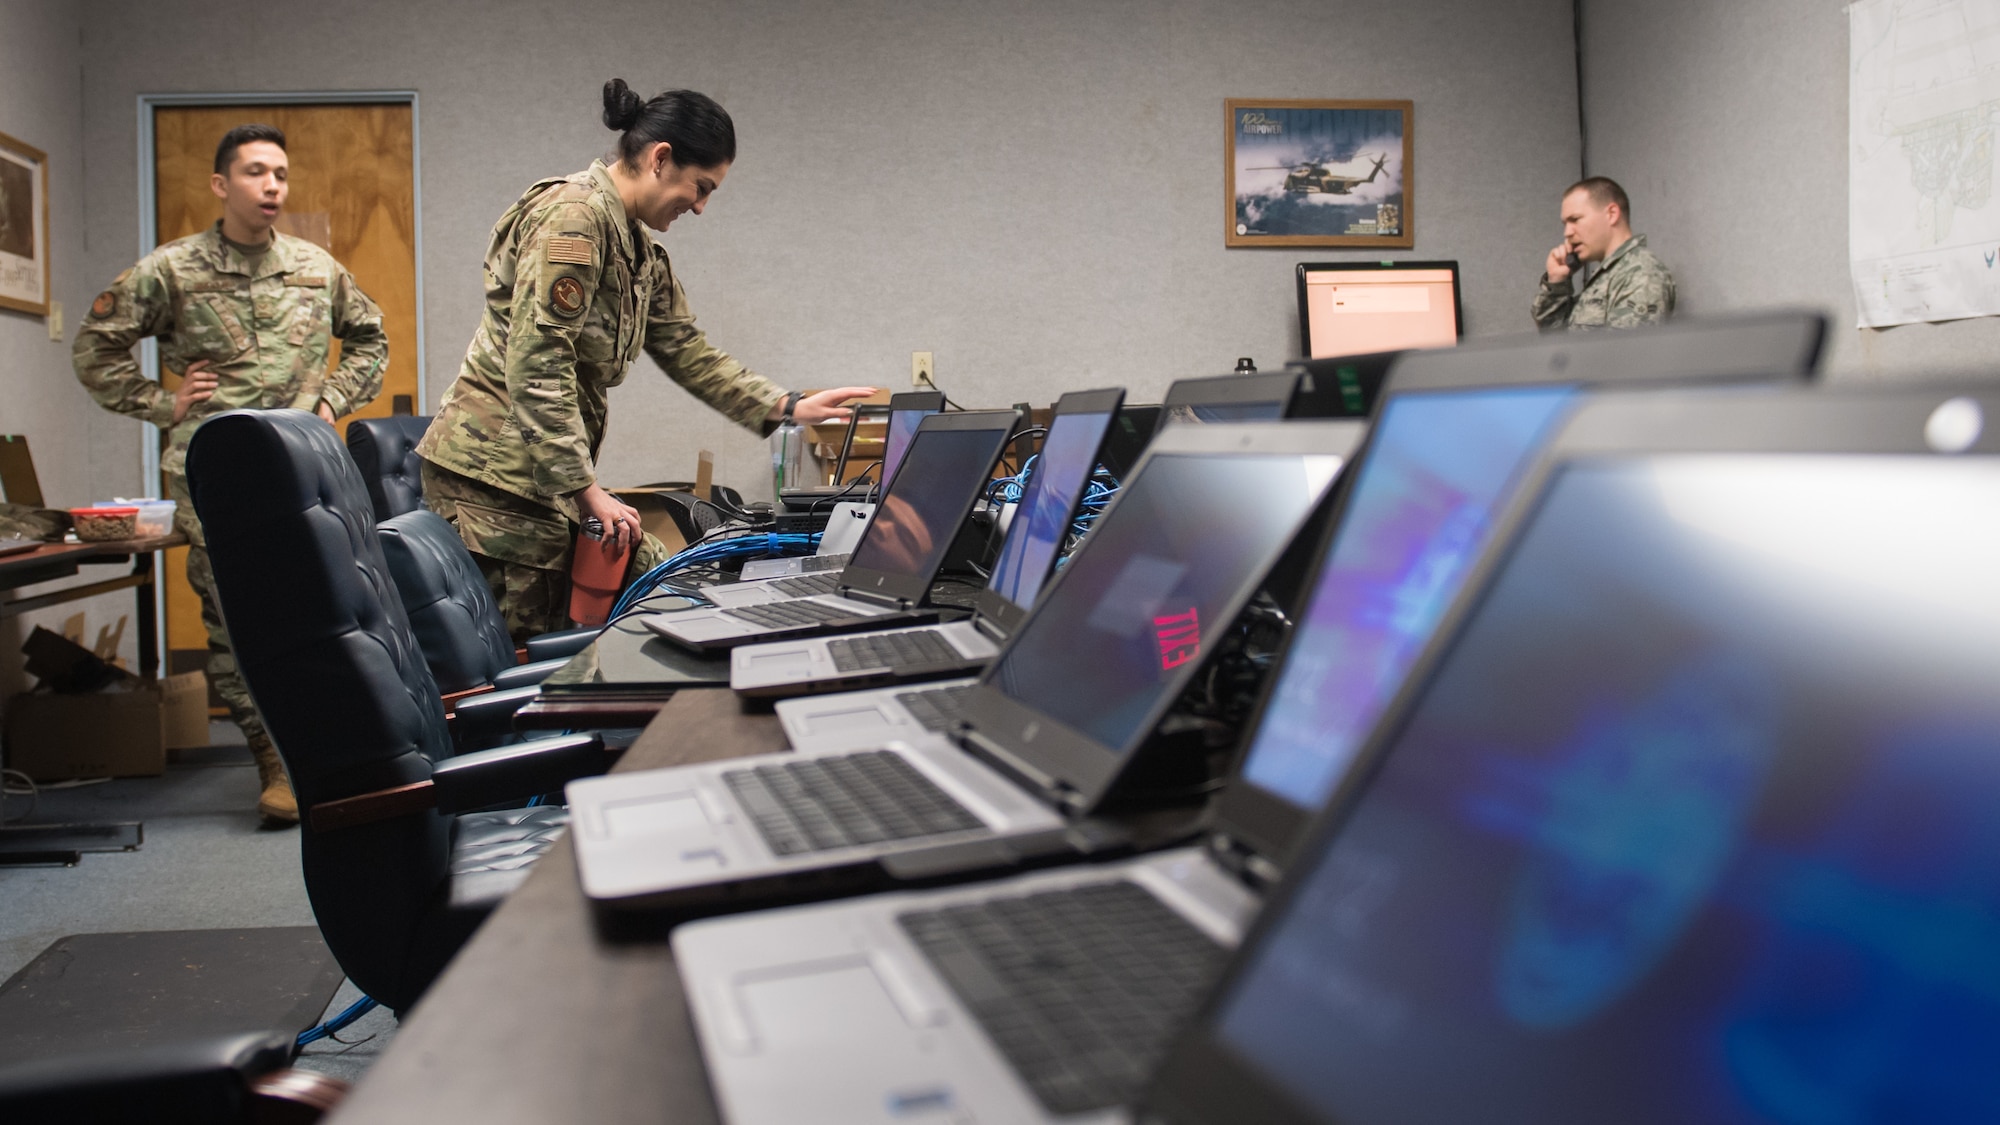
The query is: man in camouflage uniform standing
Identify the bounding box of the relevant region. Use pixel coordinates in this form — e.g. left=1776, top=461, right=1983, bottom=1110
left=1532, top=176, right=1676, bottom=331
left=73, top=124, right=387, bottom=826
left=419, top=83, right=871, bottom=641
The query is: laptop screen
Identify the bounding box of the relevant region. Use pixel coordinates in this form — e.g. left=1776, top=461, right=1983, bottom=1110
left=846, top=425, right=1003, bottom=580
left=987, top=451, right=1342, bottom=752
left=1237, top=386, right=1574, bottom=811
left=1206, top=454, right=2000, bottom=1122
left=987, top=410, right=1114, bottom=611
left=882, top=404, right=940, bottom=486
left=1164, top=401, right=1288, bottom=426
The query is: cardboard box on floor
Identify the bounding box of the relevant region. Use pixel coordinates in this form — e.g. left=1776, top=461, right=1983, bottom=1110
left=2, top=614, right=209, bottom=780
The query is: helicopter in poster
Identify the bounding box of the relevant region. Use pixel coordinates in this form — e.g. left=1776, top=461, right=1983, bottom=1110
left=1247, top=152, right=1390, bottom=195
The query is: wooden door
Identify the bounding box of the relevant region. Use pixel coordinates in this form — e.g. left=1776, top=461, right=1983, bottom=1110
left=151, top=103, right=418, bottom=682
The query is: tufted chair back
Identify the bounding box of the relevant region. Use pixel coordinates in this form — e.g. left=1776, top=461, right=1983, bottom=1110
left=344, top=415, right=432, bottom=522
left=376, top=510, right=517, bottom=694
left=188, top=409, right=463, bottom=1011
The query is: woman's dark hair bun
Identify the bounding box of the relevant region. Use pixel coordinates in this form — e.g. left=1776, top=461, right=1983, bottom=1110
left=602, top=78, right=644, bottom=132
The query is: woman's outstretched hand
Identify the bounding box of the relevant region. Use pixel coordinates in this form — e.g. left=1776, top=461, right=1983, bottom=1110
left=784, top=386, right=881, bottom=426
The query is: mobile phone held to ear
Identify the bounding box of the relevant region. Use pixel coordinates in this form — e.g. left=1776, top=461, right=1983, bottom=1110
left=1565, top=250, right=1582, bottom=272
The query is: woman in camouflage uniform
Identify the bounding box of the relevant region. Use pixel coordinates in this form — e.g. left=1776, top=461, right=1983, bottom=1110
left=417, top=80, right=872, bottom=640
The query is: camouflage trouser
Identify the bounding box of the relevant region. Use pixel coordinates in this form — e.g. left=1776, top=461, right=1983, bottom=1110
left=181, top=534, right=277, bottom=761
left=419, top=461, right=667, bottom=643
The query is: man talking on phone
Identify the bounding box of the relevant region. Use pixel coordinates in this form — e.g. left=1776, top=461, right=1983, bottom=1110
left=1531, top=176, right=1675, bottom=331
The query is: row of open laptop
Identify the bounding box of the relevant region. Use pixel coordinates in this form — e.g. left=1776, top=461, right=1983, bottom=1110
left=567, top=311, right=2000, bottom=1123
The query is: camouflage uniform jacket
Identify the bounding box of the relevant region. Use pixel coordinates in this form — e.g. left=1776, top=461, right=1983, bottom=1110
left=73, top=221, right=388, bottom=509
left=418, top=161, right=786, bottom=517
left=1531, top=234, right=1676, bottom=331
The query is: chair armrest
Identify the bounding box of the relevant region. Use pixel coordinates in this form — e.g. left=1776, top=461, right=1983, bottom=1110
left=449, top=684, right=543, bottom=749
left=432, top=733, right=609, bottom=813
left=0, top=1029, right=293, bottom=1117
left=492, top=656, right=571, bottom=691
left=524, top=626, right=599, bottom=663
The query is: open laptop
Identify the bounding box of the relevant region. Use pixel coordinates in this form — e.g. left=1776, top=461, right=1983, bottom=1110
left=775, top=391, right=942, bottom=509
left=645, top=411, right=1017, bottom=654
left=565, top=422, right=1361, bottom=910
left=729, top=389, right=1126, bottom=700
left=1161, top=371, right=1298, bottom=426
left=668, top=312, right=1829, bottom=1124
left=1284, top=349, right=1402, bottom=419
left=738, top=501, right=876, bottom=582
left=1140, top=385, right=2000, bottom=1124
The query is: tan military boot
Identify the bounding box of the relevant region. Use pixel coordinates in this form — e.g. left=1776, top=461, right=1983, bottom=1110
left=250, top=741, right=299, bottom=828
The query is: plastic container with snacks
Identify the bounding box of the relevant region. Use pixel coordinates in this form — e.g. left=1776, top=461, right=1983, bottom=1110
left=70, top=506, right=140, bottom=542
left=108, top=498, right=178, bottom=538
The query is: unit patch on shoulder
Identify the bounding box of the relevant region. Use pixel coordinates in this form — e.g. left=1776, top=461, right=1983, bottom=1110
left=90, top=291, right=116, bottom=319
left=550, top=276, right=586, bottom=317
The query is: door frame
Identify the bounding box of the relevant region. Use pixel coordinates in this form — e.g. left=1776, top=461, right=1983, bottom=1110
left=136, top=91, right=425, bottom=657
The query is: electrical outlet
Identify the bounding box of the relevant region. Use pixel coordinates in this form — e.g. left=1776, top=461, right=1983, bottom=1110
left=911, top=351, right=934, bottom=388
left=46, top=301, right=62, bottom=341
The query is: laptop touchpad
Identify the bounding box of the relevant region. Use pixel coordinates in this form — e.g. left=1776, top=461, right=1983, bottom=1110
left=737, top=957, right=913, bottom=1050
left=800, top=704, right=897, bottom=734
left=743, top=646, right=815, bottom=669
left=602, top=792, right=710, bottom=838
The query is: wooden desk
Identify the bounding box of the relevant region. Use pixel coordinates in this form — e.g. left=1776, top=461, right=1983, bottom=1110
left=0, top=534, right=184, bottom=679
left=325, top=688, right=770, bottom=1125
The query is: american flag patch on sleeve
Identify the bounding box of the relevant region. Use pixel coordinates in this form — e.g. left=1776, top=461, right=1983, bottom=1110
left=546, top=236, right=594, bottom=266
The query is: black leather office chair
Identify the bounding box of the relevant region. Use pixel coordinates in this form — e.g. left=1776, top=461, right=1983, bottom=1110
left=344, top=415, right=432, bottom=522
left=188, top=409, right=611, bottom=1013
left=376, top=509, right=584, bottom=747
left=0, top=1030, right=346, bottom=1123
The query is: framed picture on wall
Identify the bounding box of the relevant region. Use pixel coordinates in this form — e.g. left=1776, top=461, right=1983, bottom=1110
left=0, top=131, right=50, bottom=316
left=1226, top=99, right=1413, bottom=249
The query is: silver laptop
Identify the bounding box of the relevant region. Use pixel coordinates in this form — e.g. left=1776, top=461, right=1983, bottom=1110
left=738, top=501, right=875, bottom=582
left=730, top=389, right=1127, bottom=700
left=669, top=315, right=1836, bottom=1124
left=565, top=422, right=1362, bottom=911
left=645, top=411, right=1018, bottom=654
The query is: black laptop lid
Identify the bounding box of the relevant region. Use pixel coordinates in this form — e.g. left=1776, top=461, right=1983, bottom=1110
left=839, top=410, right=1015, bottom=606
left=978, top=388, right=1125, bottom=632
left=1285, top=350, right=1403, bottom=419
left=880, top=391, right=946, bottom=489
left=1162, top=372, right=1300, bottom=425
left=1144, top=388, right=2000, bottom=1125
left=958, top=422, right=1362, bottom=810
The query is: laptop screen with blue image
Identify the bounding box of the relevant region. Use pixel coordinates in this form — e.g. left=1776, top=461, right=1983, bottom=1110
left=986, top=410, right=1115, bottom=611
left=1235, top=386, right=1575, bottom=811
left=1210, top=453, right=2000, bottom=1123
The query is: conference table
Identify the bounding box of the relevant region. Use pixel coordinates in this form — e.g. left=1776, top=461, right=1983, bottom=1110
left=327, top=685, right=1206, bottom=1123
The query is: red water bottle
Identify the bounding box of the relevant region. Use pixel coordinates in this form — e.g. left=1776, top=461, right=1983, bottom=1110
left=568, top=516, right=632, bottom=626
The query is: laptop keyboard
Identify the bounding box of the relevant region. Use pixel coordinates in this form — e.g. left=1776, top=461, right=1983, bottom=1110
left=897, top=881, right=1228, bottom=1116
left=770, top=572, right=842, bottom=598
left=799, top=553, right=849, bottom=573
left=723, top=600, right=861, bottom=630
left=895, top=684, right=977, bottom=732
left=828, top=629, right=962, bottom=673
left=722, top=751, right=986, bottom=855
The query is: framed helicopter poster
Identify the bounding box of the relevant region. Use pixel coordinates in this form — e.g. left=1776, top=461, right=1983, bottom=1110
left=1225, top=99, right=1413, bottom=248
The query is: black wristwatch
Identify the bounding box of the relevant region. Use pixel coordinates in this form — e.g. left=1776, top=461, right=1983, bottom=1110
left=780, top=391, right=802, bottom=424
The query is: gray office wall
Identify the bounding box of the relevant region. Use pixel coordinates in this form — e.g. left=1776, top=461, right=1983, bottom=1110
left=77, top=0, right=1579, bottom=492
left=1581, top=0, right=2000, bottom=379
left=0, top=0, right=139, bottom=694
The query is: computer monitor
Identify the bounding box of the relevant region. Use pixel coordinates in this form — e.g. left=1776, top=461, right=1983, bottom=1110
left=1296, top=261, right=1460, bottom=359
left=1162, top=372, right=1300, bottom=426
